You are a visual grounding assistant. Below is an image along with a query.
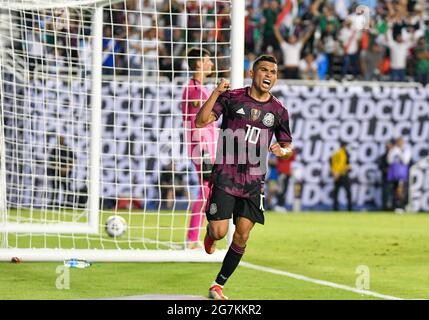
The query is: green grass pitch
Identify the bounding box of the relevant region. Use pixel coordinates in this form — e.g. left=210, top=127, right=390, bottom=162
left=1, top=211, right=428, bottom=300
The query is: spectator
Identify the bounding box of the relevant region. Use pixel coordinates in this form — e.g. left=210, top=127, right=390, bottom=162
left=245, top=5, right=262, bottom=55
left=299, top=52, right=319, bottom=80
left=105, top=2, right=126, bottom=37
left=374, top=4, right=388, bottom=36
left=274, top=23, right=315, bottom=79
left=361, top=39, right=385, bottom=81
left=44, top=16, right=56, bottom=56
left=335, top=0, right=349, bottom=21
left=302, top=0, right=322, bottom=24
left=275, top=148, right=296, bottom=211
left=47, top=135, right=76, bottom=208
left=186, top=2, right=201, bottom=42
left=143, top=27, right=166, bottom=77
left=406, top=3, right=426, bottom=40
left=102, top=26, right=122, bottom=75
left=386, top=22, right=416, bottom=82
left=378, top=140, right=394, bottom=211
left=244, top=52, right=256, bottom=79
left=315, top=41, right=329, bottom=80
left=46, top=47, right=66, bottom=75
left=261, top=0, right=281, bottom=53
left=330, top=141, right=352, bottom=211
left=127, top=0, right=154, bottom=31
left=158, top=0, right=184, bottom=42
left=62, top=16, right=81, bottom=70
left=319, top=4, right=340, bottom=34
left=320, top=21, right=340, bottom=79
left=26, top=21, right=45, bottom=74
left=161, top=28, right=186, bottom=79
left=78, top=37, right=92, bottom=76
left=414, top=36, right=429, bottom=85
left=47, top=10, right=80, bottom=68
left=387, top=137, right=412, bottom=212
left=128, top=26, right=143, bottom=75
left=266, top=153, right=279, bottom=211
left=339, top=19, right=361, bottom=79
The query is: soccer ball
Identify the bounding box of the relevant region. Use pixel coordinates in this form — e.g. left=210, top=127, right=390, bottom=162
left=105, top=216, right=127, bottom=237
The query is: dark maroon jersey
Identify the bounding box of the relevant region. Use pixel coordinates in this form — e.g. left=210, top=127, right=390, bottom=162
left=210, top=87, right=292, bottom=198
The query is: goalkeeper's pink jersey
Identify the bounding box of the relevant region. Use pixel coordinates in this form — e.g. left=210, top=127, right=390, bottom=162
left=182, top=79, right=218, bottom=166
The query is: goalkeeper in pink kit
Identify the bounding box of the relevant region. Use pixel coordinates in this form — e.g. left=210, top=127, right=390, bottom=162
left=182, top=48, right=218, bottom=248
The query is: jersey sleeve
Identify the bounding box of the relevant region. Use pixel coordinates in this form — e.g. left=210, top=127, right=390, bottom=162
left=212, top=91, right=229, bottom=119
left=275, top=107, right=292, bottom=144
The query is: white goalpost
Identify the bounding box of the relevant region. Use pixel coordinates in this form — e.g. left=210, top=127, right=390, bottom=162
left=0, top=0, right=244, bottom=262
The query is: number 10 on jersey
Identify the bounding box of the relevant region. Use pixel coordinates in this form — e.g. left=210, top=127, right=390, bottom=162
left=245, top=124, right=261, bottom=144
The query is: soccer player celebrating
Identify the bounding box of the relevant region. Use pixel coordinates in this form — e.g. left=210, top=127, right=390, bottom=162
left=182, top=48, right=218, bottom=249
left=195, top=55, right=293, bottom=299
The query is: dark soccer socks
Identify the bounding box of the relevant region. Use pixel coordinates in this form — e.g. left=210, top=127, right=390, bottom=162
left=215, top=242, right=245, bottom=286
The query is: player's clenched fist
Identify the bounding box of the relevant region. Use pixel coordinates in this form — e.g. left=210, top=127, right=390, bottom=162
left=215, top=78, right=230, bottom=95
left=270, top=142, right=293, bottom=159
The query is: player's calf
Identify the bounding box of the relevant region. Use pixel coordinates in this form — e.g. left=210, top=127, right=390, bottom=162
left=204, top=224, right=217, bottom=254
left=208, top=221, right=229, bottom=240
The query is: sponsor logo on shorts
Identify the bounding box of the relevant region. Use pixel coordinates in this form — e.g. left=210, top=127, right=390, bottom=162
left=209, top=203, right=217, bottom=215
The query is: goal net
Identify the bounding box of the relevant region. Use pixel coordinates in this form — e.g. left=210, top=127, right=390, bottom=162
left=0, top=0, right=241, bottom=261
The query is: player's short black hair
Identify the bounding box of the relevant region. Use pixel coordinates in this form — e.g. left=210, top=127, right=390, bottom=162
left=252, top=54, right=278, bottom=71
left=187, top=47, right=211, bottom=71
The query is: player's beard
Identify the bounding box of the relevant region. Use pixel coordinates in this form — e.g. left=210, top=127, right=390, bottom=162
left=253, top=81, right=271, bottom=96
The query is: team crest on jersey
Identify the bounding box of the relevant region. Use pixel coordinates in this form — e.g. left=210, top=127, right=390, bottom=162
left=250, top=108, right=261, bottom=121
left=262, top=113, right=275, bottom=127
left=209, top=203, right=217, bottom=215
left=191, top=100, right=200, bottom=108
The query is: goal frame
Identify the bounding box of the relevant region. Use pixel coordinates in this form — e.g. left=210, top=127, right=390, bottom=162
left=0, top=4, right=104, bottom=235
left=0, top=0, right=245, bottom=262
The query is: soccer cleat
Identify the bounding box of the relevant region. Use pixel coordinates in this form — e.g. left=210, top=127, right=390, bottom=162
left=208, top=284, right=229, bottom=300
left=186, top=241, right=203, bottom=250
left=204, top=225, right=216, bottom=254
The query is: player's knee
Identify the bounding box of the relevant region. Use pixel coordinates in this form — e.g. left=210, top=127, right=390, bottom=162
left=210, top=225, right=228, bottom=240
left=233, top=232, right=250, bottom=247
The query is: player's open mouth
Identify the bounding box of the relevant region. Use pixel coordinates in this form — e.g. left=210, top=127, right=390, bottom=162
left=262, top=79, right=271, bottom=89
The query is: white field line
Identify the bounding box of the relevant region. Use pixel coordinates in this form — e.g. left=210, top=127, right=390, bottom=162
left=240, top=261, right=404, bottom=300
left=131, top=237, right=183, bottom=250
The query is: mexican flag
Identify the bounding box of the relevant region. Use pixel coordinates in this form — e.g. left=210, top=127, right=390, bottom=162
left=275, top=0, right=298, bottom=28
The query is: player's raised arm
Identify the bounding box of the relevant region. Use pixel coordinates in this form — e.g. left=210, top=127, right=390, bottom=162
left=195, top=78, right=230, bottom=128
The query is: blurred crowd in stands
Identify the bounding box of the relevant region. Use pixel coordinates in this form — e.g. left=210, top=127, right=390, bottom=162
left=20, top=0, right=231, bottom=79
left=18, top=0, right=429, bottom=83
left=245, top=0, right=429, bottom=83
left=265, top=137, right=413, bottom=212
left=100, top=0, right=232, bottom=78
